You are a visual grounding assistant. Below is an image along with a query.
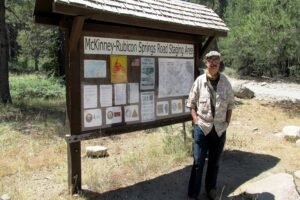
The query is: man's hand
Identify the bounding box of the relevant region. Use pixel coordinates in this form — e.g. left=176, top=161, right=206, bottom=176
left=191, top=107, right=198, bottom=125
left=226, top=110, right=232, bottom=124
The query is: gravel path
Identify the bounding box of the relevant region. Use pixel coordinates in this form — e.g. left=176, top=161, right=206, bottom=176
left=230, top=78, right=300, bottom=102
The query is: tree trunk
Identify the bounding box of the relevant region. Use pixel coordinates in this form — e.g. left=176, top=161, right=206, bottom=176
left=58, top=30, right=65, bottom=78
left=0, top=0, right=12, bottom=104
left=218, top=0, right=228, bottom=19
left=34, top=56, right=39, bottom=71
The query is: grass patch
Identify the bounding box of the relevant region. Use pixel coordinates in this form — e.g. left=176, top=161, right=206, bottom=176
left=162, top=134, right=192, bottom=162
left=10, top=73, right=65, bottom=99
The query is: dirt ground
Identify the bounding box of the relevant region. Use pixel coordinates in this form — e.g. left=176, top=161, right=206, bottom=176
left=78, top=101, right=300, bottom=200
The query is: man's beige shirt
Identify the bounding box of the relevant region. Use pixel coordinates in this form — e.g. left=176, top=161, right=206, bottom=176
left=186, top=73, right=235, bottom=137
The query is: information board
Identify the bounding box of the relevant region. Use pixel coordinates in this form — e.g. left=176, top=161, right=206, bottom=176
left=81, top=36, right=194, bottom=131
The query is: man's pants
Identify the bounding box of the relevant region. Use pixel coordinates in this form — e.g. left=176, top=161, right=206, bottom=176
left=188, top=125, right=226, bottom=198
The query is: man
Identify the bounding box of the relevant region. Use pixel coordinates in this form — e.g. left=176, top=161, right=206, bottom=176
left=186, top=51, right=234, bottom=200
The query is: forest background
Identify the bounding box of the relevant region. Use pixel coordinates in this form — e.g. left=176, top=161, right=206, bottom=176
left=0, top=0, right=299, bottom=103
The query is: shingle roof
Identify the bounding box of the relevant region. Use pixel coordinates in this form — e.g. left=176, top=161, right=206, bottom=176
left=53, top=0, right=228, bottom=34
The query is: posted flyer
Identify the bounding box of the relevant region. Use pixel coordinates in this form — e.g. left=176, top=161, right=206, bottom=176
left=141, top=92, right=155, bottom=122
left=110, top=55, right=127, bottom=83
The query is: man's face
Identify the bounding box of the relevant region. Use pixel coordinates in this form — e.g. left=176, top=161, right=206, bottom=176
left=206, top=56, right=220, bottom=76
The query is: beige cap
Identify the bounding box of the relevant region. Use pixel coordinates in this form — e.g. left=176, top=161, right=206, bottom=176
left=205, top=51, right=221, bottom=59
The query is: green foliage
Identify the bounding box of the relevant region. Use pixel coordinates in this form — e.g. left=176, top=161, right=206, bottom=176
left=224, top=66, right=238, bottom=78
left=6, top=0, right=60, bottom=74
left=42, top=30, right=64, bottom=77
left=10, top=73, right=65, bottom=99
left=219, top=0, right=300, bottom=78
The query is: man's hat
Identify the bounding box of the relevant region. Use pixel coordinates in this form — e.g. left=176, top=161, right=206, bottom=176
left=204, top=51, right=221, bottom=59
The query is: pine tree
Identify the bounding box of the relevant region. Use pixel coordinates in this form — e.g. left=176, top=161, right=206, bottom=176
left=0, top=0, right=12, bottom=104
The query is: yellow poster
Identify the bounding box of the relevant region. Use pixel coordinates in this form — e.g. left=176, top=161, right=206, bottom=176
left=110, top=55, right=127, bottom=83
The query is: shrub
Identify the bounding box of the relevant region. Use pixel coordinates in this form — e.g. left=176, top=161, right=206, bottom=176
left=10, top=73, right=65, bottom=99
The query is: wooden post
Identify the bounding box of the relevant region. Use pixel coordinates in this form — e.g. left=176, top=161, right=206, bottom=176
left=65, top=16, right=85, bottom=195
left=183, top=122, right=186, bottom=143
left=67, top=142, right=81, bottom=194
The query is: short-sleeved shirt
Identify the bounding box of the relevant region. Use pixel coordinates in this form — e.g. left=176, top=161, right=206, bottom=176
left=186, top=72, right=235, bottom=137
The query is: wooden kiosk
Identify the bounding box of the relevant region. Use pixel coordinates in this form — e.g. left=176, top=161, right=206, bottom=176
left=34, top=0, right=228, bottom=194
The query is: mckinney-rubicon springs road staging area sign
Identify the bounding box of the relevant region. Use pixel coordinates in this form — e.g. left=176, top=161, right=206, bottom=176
left=84, top=37, right=194, bottom=57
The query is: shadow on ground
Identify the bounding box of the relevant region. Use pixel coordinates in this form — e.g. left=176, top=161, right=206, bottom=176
left=81, top=150, right=279, bottom=200
left=230, top=192, right=275, bottom=200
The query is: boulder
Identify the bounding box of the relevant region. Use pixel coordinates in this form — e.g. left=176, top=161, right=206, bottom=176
left=296, top=139, right=300, bottom=146
left=295, top=171, right=300, bottom=179
left=0, top=194, right=10, bottom=200
left=282, top=126, right=300, bottom=138
left=232, top=83, right=255, bottom=99
left=243, top=173, right=300, bottom=200
left=86, top=146, right=108, bottom=158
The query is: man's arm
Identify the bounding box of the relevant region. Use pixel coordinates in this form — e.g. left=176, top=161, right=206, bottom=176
left=191, top=106, right=198, bottom=125
left=226, top=109, right=232, bottom=124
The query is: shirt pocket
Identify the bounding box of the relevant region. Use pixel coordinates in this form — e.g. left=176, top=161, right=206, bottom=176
left=198, top=97, right=209, bottom=114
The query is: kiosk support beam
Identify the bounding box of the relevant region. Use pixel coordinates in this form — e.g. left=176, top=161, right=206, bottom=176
left=199, top=36, right=215, bottom=59
left=69, top=16, right=85, bottom=52
left=66, top=15, right=85, bottom=195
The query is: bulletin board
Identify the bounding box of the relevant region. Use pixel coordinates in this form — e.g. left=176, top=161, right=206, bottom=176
left=80, top=35, right=195, bottom=133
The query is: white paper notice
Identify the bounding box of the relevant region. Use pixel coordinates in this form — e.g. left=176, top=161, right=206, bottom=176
left=184, top=99, right=190, bottom=113
left=128, top=83, right=139, bottom=104
left=156, top=101, right=169, bottom=116
left=124, top=105, right=139, bottom=122
left=158, top=58, right=194, bottom=98
left=141, top=92, right=155, bottom=122
left=114, top=84, right=127, bottom=105
left=141, top=57, right=155, bottom=90
left=84, top=109, right=102, bottom=128
left=100, top=85, right=112, bottom=107
left=105, top=106, right=122, bottom=124
left=171, top=99, right=183, bottom=114
left=83, top=85, right=98, bottom=109
left=84, top=60, right=106, bottom=78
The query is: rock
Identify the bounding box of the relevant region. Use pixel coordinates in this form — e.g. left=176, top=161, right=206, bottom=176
left=243, top=173, right=300, bottom=200
left=0, top=194, right=10, bottom=200
left=252, top=128, right=259, bottom=132
left=232, top=83, right=255, bottom=99
left=82, top=184, right=89, bottom=190
left=86, top=146, right=108, bottom=158
left=20, top=127, right=31, bottom=135
left=282, top=126, right=300, bottom=138
left=295, top=171, right=300, bottom=179
left=296, top=139, right=300, bottom=146
left=260, top=82, right=267, bottom=86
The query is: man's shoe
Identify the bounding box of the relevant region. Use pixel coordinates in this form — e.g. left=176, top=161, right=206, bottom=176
left=207, top=188, right=217, bottom=200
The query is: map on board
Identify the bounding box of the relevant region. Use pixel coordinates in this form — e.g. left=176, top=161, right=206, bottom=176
left=158, top=58, right=194, bottom=98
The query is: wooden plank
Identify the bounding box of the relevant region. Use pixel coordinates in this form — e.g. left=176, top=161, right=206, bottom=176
left=34, top=0, right=53, bottom=14
left=83, top=22, right=197, bottom=43
left=66, top=115, right=192, bottom=143
left=53, top=3, right=228, bottom=37
left=69, top=16, right=85, bottom=52
left=34, top=15, right=61, bottom=25
left=195, top=36, right=204, bottom=77
left=65, top=23, right=83, bottom=194
left=199, top=36, right=215, bottom=59
left=67, top=142, right=81, bottom=194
